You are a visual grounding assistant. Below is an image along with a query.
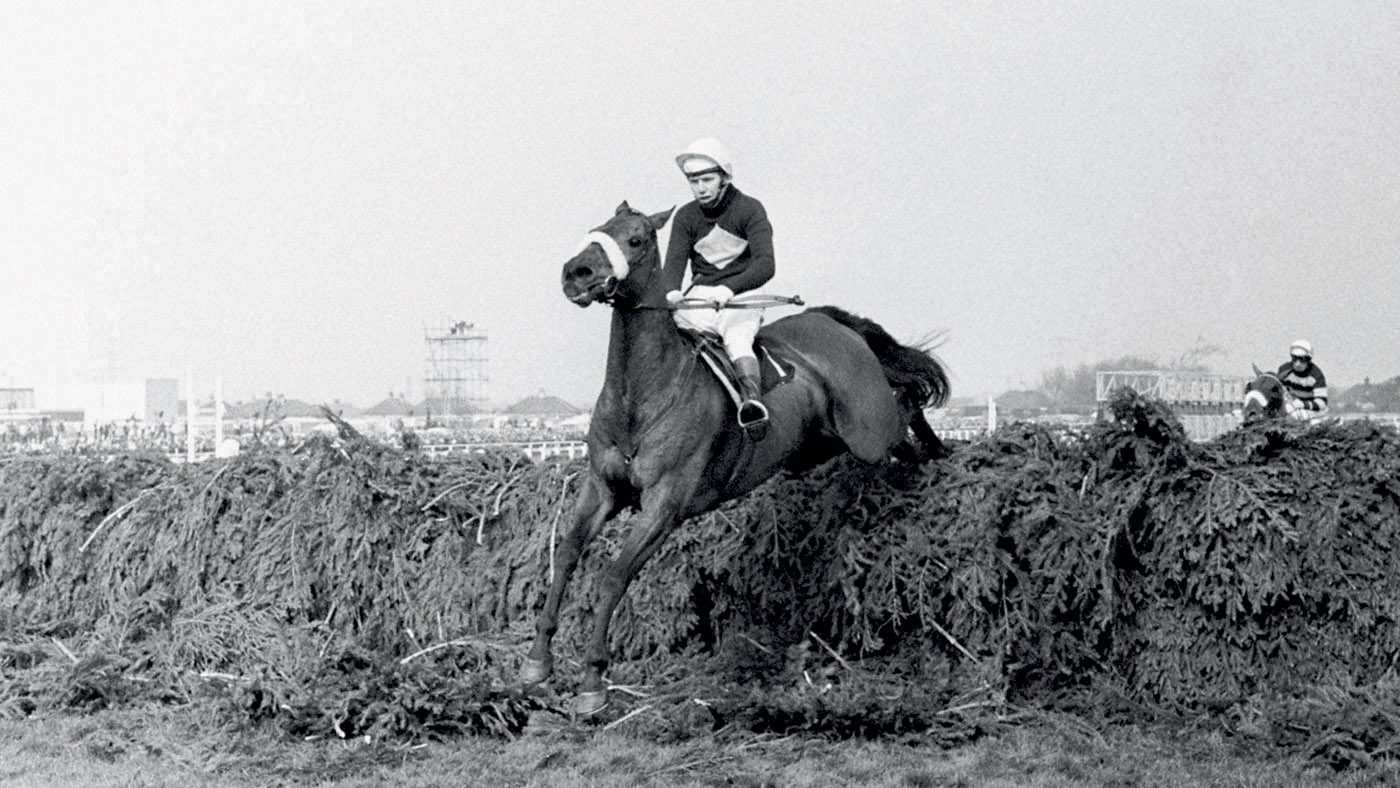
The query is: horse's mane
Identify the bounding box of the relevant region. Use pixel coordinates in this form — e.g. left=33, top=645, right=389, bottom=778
left=808, top=305, right=951, bottom=409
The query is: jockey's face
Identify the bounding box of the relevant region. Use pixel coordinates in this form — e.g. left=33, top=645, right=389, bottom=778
left=1291, top=355, right=1310, bottom=371
left=686, top=170, right=728, bottom=207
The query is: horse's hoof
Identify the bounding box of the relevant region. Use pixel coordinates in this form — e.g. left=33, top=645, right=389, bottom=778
left=574, top=690, right=609, bottom=716
left=520, top=657, right=552, bottom=685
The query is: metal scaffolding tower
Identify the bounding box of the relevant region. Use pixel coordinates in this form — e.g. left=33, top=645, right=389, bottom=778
left=423, top=319, right=487, bottom=417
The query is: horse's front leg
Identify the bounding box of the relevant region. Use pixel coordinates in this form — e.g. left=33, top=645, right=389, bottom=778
left=908, top=408, right=950, bottom=461
left=576, top=482, right=690, bottom=715
left=522, top=472, right=618, bottom=687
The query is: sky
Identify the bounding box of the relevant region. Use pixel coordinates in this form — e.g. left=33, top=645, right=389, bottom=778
left=3, top=1, right=1398, bottom=410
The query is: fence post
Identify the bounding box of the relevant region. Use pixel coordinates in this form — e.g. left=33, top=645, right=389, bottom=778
left=214, top=377, right=224, bottom=452
left=185, top=363, right=195, bottom=463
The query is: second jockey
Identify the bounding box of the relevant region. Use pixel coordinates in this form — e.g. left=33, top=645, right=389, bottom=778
left=1277, top=339, right=1329, bottom=420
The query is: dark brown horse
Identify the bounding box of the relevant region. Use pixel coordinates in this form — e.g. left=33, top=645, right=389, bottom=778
left=1242, top=365, right=1289, bottom=423
left=1242, top=363, right=1327, bottom=425
left=522, top=202, right=950, bottom=714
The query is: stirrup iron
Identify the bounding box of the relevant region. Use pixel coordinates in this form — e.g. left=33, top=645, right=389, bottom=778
left=738, top=400, right=769, bottom=441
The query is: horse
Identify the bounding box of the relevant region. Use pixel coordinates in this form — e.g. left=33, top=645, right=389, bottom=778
left=1242, top=365, right=1289, bottom=423
left=1241, top=363, right=1324, bottom=423
left=522, top=201, right=951, bottom=714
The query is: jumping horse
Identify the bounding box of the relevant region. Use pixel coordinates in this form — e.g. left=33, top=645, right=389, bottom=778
left=1242, top=364, right=1312, bottom=423
left=522, top=202, right=951, bottom=714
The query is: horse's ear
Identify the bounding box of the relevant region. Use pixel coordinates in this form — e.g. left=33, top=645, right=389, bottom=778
left=646, top=207, right=675, bottom=231
left=615, top=201, right=632, bottom=215
left=1251, top=363, right=1263, bottom=376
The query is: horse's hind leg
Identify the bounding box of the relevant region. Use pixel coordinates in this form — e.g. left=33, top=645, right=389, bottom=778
left=522, top=473, right=618, bottom=687
left=576, top=486, right=687, bottom=715
left=834, top=394, right=905, bottom=464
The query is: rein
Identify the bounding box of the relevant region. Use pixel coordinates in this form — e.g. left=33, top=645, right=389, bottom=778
left=621, top=293, right=805, bottom=314
left=579, top=221, right=705, bottom=449
left=574, top=223, right=802, bottom=313
left=670, top=294, right=805, bottom=310
left=626, top=347, right=701, bottom=453
left=574, top=223, right=658, bottom=306
left=1245, top=371, right=1297, bottom=415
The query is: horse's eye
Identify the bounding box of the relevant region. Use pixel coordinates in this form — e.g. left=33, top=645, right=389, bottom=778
left=628, top=236, right=643, bottom=248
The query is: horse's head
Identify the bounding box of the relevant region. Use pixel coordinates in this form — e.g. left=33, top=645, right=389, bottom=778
left=561, top=202, right=673, bottom=308
left=1242, top=363, right=1286, bottom=423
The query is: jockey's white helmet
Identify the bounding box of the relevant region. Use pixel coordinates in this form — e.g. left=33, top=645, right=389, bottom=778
left=1290, top=339, right=1313, bottom=358
left=676, top=137, right=734, bottom=179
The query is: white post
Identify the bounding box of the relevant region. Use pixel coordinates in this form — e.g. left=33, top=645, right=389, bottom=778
left=185, top=362, right=195, bottom=463
left=987, top=396, right=998, bottom=434
left=214, top=376, right=224, bottom=450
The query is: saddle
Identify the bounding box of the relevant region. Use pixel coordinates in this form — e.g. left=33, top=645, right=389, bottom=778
left=679, top=329, right=795, bottom=409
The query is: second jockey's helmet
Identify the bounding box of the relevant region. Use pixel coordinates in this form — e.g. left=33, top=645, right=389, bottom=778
left=1290, top=339, right=1313, bottom=359
left=676, top=137, right=734, bottom=179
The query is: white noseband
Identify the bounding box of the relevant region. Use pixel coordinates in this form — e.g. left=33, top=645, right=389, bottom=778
left=576, top=231, right=630, bottom=281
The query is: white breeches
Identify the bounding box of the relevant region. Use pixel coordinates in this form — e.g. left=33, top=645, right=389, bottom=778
left=1285, top=396, right=1328, bottom=421
left=672, top=285, right=763, bottom=361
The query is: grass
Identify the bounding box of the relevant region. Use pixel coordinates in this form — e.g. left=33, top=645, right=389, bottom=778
left=2, top=704, right=1399, bottom=787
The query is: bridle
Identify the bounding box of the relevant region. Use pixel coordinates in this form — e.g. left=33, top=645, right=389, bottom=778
left=571, top=220, right=702, bottom=450
left=571, top=220, right=656, bottom=307
left=1244, top=371, right=1290, bottom=416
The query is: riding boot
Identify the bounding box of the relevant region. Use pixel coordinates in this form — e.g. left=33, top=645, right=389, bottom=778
left=734, top=356, right=769, bottom=441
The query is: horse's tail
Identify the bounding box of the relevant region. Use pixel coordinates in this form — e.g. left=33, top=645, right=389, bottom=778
left=809, top=305, right=951, bottom=410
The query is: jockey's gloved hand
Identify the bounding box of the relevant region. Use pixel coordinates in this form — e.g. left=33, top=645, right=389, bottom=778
left=665, top=290, right=683, bottom=305
left=712, top=286, right=735, bottom=305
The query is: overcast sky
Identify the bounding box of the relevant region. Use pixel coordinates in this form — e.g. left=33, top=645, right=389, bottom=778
left=3, top=1, right=1397, bottom=409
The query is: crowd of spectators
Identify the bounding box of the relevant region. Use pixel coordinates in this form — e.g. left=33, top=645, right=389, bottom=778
left=0, top=417, right=585, bottom=457
left=0, top=420, right=189, bottom=455
left=410, top=423, right=586, bottom=445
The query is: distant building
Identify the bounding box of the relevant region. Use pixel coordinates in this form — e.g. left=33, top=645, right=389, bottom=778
left=995, top=389, right=1053, bottom=418
left=420, top=396, right=476, bottom=418
left=504, top=391, right=582, bottom=417
left=362, top=396, right=416, bottom=417
left=0, top=388, right=37, bottom=414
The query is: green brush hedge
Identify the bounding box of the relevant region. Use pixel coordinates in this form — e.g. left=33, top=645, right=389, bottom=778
left=3, top=391, right=1399, bottom=757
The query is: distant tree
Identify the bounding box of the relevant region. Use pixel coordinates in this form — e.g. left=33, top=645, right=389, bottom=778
left=1168, top=337, right=1226, bottom=373
left=1039, top=355, right=1162, bottom=413
left=1032, top=338, right=1234, bottom=414
left=1335, top=375, right=1400, bottom=412
left=1040, top=367, right=1073, bottom=411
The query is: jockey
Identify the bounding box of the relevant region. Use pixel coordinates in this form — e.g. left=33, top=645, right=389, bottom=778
left=662, top=137, right=776, bottom=440
left=1277, top=339, right=1329, bottom=419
